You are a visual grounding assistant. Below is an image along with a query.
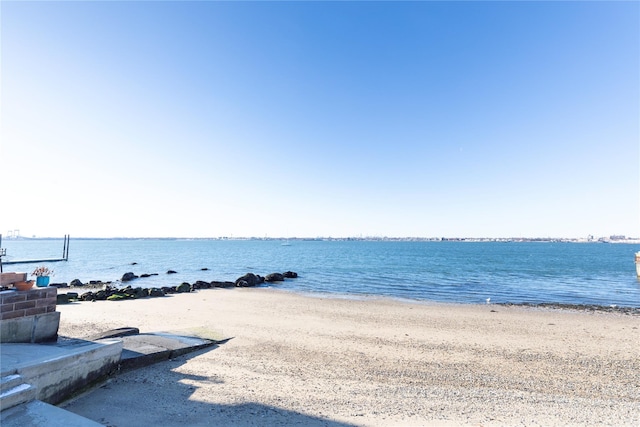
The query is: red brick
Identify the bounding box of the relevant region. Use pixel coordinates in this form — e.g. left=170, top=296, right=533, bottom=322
left=1, top=303, right=15, bottom=313
left=25, top=307, right=47, bottom=316
left=1, top=294, right=27, bottom=304
left=28, top=290, right=45, bottom=300
left=1, top=310, right=25, bottom=320
left=14, top=301, right=36, bottom=311
left=36, top=297, right=57, bottom=308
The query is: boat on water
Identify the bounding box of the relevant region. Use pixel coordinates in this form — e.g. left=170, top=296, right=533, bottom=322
left=636, top=252, right=640, bottom=277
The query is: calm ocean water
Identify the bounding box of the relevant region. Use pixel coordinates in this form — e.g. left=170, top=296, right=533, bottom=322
left=2, top=238, right=639, bottom=307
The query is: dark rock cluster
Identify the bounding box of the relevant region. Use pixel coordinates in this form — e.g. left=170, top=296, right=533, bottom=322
left=55, top=270, right=299, bottom=303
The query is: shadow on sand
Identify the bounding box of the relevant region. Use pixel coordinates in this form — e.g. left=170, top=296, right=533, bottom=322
left=60, top=344, right=356, bottom=427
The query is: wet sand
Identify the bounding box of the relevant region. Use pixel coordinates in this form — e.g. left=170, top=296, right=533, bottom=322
left=57, top=288, right=640, bottom=426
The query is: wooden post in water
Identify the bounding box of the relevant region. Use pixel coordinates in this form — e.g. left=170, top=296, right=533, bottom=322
left=62, top=235, right=68, bottom=260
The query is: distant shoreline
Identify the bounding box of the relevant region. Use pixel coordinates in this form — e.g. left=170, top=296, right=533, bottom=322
left=5, top=236, right=640, bottom=243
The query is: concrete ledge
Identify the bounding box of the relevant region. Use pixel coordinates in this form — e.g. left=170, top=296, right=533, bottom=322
left=108, top=332, right=217, bottom=371
left=0, top=312, right=60, bottom=343
left=1, top=339, right=123, bottom=405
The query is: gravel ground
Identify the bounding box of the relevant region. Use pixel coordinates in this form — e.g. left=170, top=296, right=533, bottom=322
left=57, top=288, right=640, bottom=426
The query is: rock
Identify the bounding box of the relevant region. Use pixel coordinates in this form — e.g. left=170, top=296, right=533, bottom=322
left=80, top=292, right=94, bottom=301
left=283, top=271, right=298, bottom=278
left=177, top=282, right=191, bottom=293
left=131, top=262, right=138, bottom=265
left=120, top=287, right=133, bottom=297
left=167, top=270, right=177, bottom=274
left=95, top=290, right=108, bottom=300
left=66, top=292, right=79, bottom=300
left=140, top=274, right=152, bottom=278
left=211, top=281, right=235, bottom=288
left=50, top=283, right=69, bottom=288
left=70, top=279, right=84, bottom=287
left=265, top=273, right=285, bottom=282
left=132, top=287, right=148, bottom=298
left=193, top=280, right=211, bottom=290
left=201, top=268, right=209, bottom=271
left=149, top=288, right=165, bottom=297
left=235, top=273, right=263, bottom=287
left=57, top=294, right=70, bottom=304
left=121, top=272, right=138, bottom=282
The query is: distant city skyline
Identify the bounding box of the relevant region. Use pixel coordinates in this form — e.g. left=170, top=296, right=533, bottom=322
left=2, top=1, right=638, bottom=239
left=1, top=230, right=638, bottom=242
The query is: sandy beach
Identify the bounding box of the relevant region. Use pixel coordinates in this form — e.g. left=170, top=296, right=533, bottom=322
left=57, top=288, right=639, bottom=426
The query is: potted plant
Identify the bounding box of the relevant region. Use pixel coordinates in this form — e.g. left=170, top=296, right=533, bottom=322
left=31, top=266, right=53, bottom=287
left=13, top=280, right=35, bottom=291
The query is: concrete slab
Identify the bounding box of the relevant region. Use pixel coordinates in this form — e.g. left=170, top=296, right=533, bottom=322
left=1, top=399, right=103, bottom=427
left=1, top=312, right=61, bottom=344
left=0, top=380, right=36, bottom=410
left=0, top=329, right=221, bottom=426
left=0, top=338, right=122, bottom=404
left=101, top=332, right=218, bottom=371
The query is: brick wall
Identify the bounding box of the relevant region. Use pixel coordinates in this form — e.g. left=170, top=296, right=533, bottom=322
left=0, top=288, right=57, bottom=320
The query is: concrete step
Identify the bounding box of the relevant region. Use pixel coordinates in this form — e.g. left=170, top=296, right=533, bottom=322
left=1, top=400, right=103, bottom=427
left=0, top=374, right=23, bottom=393
left=1, top=339, right=123, bottom=405
left=0, top=378, right=36, bottom=411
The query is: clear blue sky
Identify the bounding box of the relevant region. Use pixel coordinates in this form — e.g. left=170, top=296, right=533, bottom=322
left=2, top=1, right=638, bottom=238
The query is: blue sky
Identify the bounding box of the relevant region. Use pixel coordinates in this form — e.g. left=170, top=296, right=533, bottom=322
left=1, top=1, right=638, bottom=238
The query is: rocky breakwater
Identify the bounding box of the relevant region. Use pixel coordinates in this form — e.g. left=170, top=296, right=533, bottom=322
left=55, top=270, right=298, bottom=304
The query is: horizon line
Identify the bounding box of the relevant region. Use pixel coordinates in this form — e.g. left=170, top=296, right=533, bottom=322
left=2, top=235, right=639, bottom=242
